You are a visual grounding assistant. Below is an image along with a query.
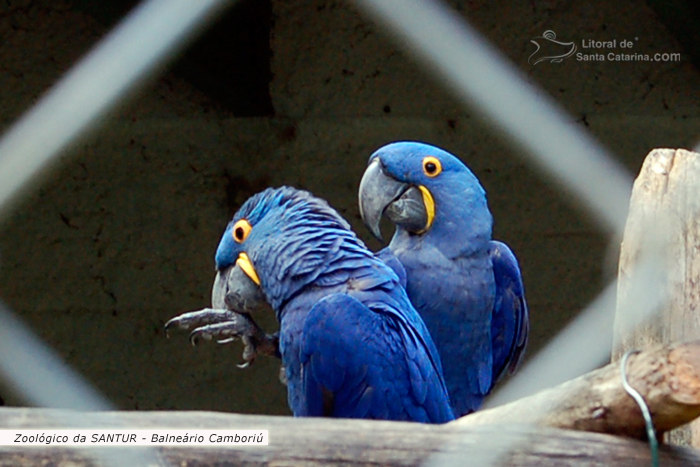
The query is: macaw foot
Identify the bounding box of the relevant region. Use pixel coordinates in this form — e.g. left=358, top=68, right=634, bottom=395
left=164, top=308, right=280, bottom=368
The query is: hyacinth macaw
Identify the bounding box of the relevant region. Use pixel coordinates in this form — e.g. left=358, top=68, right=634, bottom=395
left=358, top=141, right=529, bottom=416
left=170, top=186, right=454, bottom=423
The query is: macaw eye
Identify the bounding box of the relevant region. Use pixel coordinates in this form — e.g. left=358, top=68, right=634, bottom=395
left=422, top=156, right=442, bottom=177
left=232, top=219, right=252, bottom=243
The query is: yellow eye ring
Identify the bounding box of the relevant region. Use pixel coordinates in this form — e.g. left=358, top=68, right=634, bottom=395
left=232, top=219, right=252, bottom=243
left=422, top=156, right=442, bottom=177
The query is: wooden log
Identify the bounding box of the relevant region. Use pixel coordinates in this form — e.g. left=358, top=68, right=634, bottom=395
left=3, top=340, right=700, bottom=466
left=613, top=148, right=700, bottom=446
left=456, top=339, right=700, bottom=438
left=1, top=407, right=700, bottom=467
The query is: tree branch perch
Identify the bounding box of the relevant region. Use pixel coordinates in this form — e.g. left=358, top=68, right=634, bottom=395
left=1, top=407, right=700, bottom=467
left=3, top=340, right=700, bottom=465
left=457, top=339, right=700, bottom=439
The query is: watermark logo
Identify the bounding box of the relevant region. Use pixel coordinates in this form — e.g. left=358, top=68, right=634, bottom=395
left=528, top=32, right=682, bottom=64
left=528, top=30, right=577, bottom=65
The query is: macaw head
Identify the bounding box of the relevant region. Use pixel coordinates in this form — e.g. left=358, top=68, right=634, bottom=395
left=358, top=141, right=492, bottom=254
left=213, top=186, right=370, bottom=316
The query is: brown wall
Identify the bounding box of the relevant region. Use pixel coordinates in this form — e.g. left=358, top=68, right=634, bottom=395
left=0, top=0, right=697, bottom=414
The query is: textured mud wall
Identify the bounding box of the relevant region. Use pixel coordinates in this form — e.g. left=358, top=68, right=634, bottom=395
left=0, top=0, right=697, bottom=414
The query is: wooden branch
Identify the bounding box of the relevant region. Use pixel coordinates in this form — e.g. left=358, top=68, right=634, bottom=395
left=1, top=407, right=700, bottom=467
left=456, top=339, right=700, bottom=439
left=3, top=341, right=700, bottom=466
left=613, top=148, right=700, bottom=446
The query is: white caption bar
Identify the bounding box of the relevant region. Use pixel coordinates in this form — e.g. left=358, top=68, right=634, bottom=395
left=1, top=430, right=268, bottom=446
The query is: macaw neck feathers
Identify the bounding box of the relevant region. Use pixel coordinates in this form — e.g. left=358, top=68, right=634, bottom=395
left=242, top=187, right=397, bottom=312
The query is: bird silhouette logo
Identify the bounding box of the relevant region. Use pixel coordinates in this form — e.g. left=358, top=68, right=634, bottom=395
left=528, top=30, right=577, bottom=65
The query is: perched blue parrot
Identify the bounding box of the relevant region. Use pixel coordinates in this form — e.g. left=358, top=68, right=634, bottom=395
left=201, top=186, right=454, bottom=422
left=358, top=141, right=529, bottom=416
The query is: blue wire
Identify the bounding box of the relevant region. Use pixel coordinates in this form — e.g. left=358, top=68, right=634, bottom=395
left=620, top=349, right=659, bottom=467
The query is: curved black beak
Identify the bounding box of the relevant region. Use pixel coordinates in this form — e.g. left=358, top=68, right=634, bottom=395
left=212, top=263, right=271, bottom=315
left=358, top=158, right=428, bottom=241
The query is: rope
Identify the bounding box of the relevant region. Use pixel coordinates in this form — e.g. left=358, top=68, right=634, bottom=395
left=620, top=349, right=659, bottom=467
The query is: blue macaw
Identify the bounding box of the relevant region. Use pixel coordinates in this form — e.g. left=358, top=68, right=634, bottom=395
left=358, top=141, right=529, bottom=416
left=201, top=186, right=454, bottom=422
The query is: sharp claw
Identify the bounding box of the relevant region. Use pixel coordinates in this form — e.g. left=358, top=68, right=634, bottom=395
left=164, top=308, right=237, bottom=336
left=232, top=336, right=258, bottom=369
left=189, top=328, right=213, bottom=346
left=166, top=308, right=280, bottom=367
left=164, top=317, right=181, bottom=338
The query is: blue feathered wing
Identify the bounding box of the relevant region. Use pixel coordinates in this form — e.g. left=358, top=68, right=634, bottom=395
left=489, top=241, right=528, bottom=385
left=297, top=293, right=454, bottom=423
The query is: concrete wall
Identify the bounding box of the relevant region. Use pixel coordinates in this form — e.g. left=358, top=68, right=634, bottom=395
left=0, top=0, right=697, bottom=414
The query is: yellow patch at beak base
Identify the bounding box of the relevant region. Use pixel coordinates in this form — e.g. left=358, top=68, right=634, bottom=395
left=416, top=185, right=435, bottom=234
left=236, top=252, right=261, bottom=286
